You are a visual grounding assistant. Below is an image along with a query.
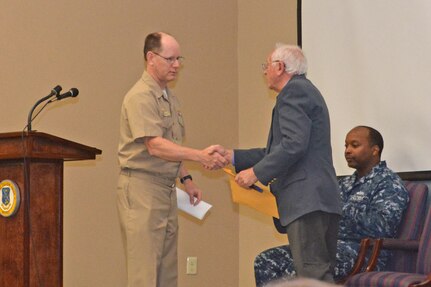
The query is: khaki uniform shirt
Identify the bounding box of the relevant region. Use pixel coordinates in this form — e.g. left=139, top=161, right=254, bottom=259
left=118, top=71, right=185, bottom=179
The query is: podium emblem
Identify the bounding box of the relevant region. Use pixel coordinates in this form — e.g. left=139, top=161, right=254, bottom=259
left=0, top=180, right=21, bottom=217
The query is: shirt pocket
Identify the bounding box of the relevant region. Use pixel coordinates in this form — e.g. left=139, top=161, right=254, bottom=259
left=177, top=111, right=184, bottom=126
left=177, top=111, right=185, bottom=136
left=170, top=110, right=184, bottom=144
left=160, top=107, right=174, bottom=130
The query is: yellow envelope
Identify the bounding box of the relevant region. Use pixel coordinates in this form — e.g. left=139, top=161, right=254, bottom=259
left=223, top=168, right=279, bottom=218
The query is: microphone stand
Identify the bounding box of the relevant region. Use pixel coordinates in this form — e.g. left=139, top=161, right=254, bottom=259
left=27, top=93, right=57, bottom=132
left=26, top=84, right=63, bottom=131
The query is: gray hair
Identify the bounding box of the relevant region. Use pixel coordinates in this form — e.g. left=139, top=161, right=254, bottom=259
left=271, top=44, right=308, bottom=75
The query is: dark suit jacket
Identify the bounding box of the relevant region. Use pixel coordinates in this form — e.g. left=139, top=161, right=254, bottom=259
left=235, top=74, right=341, bottom=227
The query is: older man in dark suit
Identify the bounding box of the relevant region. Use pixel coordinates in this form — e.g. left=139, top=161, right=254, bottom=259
left=228, top=44, right=341, bottom=283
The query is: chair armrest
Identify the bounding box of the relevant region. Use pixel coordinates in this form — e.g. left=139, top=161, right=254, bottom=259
left=410, top=274, right=431, bottom=287
left=365, top=239, right=383, bottom=271
left=337, top=237, right=420, bottom=284
left=364, top=238, right=420, bottom=272
left=381, top=238, right=420, bottom=251
left=336, top=238, right=371, bottom=284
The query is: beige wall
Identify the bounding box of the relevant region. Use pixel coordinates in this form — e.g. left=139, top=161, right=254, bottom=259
left=1, top=1, right=296, bottom=286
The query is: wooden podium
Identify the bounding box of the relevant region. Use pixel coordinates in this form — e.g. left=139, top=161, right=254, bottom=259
left=0, top=131, right=102, bottom=287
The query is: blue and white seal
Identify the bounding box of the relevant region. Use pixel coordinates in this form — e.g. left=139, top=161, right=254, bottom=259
left=0, top=180, right=21, bottom=217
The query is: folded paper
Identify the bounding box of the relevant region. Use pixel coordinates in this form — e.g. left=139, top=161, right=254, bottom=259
left=223, top=168, right=279, bottom=218
left=176, top=187, right=212, bottom=220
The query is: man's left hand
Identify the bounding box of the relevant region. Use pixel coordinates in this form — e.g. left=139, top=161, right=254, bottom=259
left=183, top=180, right=202, bottom=205
left=235, top=168, right=258, bottom=188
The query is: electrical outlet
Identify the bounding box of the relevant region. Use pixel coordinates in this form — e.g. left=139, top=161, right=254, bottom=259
left=186, top=257, right=197, bottom=275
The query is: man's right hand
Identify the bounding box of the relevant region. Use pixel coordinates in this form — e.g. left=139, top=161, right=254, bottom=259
left=200, top=145, right=228, bottom=170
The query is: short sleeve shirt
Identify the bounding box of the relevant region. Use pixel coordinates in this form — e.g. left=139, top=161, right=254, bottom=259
left=118, top=71, right=185, bottom=179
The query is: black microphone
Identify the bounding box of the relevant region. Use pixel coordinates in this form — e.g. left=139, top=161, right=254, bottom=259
left=27, top=85, right=63, bottom=131
left=56, top=88, right=79, bottom=100
left=50, top=85, right=63, bottom=97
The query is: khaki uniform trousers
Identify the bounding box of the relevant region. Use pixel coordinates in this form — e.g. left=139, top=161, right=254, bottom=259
left=117, top=170, right=178, bottom=287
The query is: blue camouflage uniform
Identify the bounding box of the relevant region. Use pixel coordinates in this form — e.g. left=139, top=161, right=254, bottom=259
left=254, top=161, right=409, bottom=286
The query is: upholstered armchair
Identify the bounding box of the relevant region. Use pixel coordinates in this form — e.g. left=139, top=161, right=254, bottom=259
left=344, top=182, right=431, bottom=287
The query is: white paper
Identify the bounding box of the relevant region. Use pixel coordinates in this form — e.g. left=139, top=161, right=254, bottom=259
left=176, top=187, right=212, bottom=220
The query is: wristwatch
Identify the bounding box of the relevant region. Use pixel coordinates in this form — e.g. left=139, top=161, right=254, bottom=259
left=180, top=175, right=193, bottom=184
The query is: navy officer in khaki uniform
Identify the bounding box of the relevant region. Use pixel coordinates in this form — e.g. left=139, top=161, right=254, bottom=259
left=117, top=32, right=227, bottom=287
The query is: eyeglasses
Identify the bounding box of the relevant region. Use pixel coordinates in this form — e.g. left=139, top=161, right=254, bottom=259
left=152, top=51, right=185, bottom=65
left=261, top=60, right=282, bottom=71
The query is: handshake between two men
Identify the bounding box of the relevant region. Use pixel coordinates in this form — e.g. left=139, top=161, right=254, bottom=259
left=200, top=145, right=258, bottom=190
left=144, top=137, right=257, bottom=191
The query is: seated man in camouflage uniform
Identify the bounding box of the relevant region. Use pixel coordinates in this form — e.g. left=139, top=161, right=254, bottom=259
left=254, top=126, right=409, bottom=286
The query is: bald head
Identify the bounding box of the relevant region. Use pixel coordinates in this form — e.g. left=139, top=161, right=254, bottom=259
left=350, top=126, right=384, bottom=157
left=143, top=32, right=179, bottom=61
left=143, top=32, right=182, bottom=89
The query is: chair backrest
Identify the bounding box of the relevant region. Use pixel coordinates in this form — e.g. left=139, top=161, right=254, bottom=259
left=385, top=181, right=428, bottom=272
left=416, top=207, right=431, bottom=274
